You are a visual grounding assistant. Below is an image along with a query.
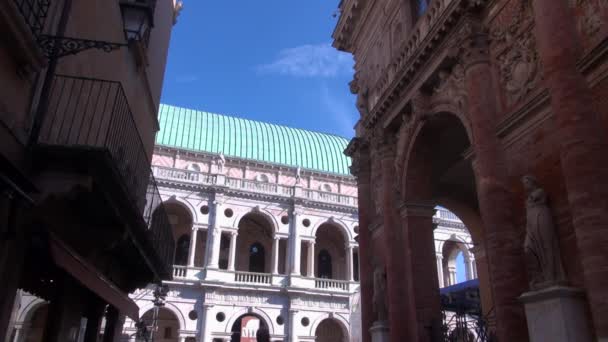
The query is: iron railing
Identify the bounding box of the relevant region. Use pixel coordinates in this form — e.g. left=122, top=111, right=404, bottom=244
left=39, top=74, right=175, bottom=278
left=12, top=0, right=50, bottom=37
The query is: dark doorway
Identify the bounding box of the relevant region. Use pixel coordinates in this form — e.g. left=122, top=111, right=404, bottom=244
left=249, top=242, right=265, bottom=273
left=175, top=234, right=190, bottom=265
left=318, top=249, right=332, bottom=279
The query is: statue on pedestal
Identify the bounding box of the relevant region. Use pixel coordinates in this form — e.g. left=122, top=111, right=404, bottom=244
left=216, top=152, right=226, bottom=173
left=372, top=265, right=388, bottom=322
left=522, top=175, right=566, bottom=290
left=295, top=166, right=301, bottom=184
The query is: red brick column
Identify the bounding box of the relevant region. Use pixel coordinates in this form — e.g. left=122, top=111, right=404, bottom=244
left=459, top=18, right=529, bottom=341
left=399, top=203, right=441, bottom=342
left=351, top=141, right=375, bottom=342
left=530, top=0, right=608, bottom=338
left=378, top=141, right=418, bottom=342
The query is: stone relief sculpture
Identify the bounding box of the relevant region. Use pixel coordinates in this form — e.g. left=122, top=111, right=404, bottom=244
left=350, top=72, right=370, bottom=118
left=522, top=175, right=567, bottom=290
left=372, top=265, right=388, bottom=322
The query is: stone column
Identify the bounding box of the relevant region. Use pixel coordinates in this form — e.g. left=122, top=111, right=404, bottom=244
left=531, top=0, right=608, bottom=338
left=206, top=199, right=223, bottom=269
left=289, top=209, right=301, bottom=276
left=346, top=140, right=376, bottom=342
left=102, top=306, right=125, bottom=342
left=465, top=256, right=475, bottom=280
left=436, top=254, right=445, bottom=288
left=289, top=309, right=299, bottom=342
left=201, top=304, right=214, bottom=342
left=346, top=245, right=354, bottom=282
left=400, top=203, right=442, bottom=342
left=11, top=326, right=21, bottom=342
left=459, top=17, right=528, bottom=341
left=228, top=231, right=238, bottom=271
left=271, top=236, right=280, bottom=275
left=187, top=227, right=198, bottom=267
left=378, top=139, right=419, bottom=342
left=448, top=266, right=457, bottom=285
left=306, top=240, right=315, bottom=278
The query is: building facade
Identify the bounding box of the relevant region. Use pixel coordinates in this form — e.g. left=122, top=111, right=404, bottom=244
left=1, top=1, right=182, bottom=341
left=110, top=105, right=474, bottom=342
left=334, top=0, right=608, bottom=341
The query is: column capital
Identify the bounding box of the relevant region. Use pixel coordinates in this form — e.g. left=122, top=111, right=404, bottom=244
left=398, top=201, right=436, bottom=218
left=452, top=15, right=491, bottom=69
left=230, top=231, right=238, bottom=237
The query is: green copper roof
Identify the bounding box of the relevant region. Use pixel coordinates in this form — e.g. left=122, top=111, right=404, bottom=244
left=156, top=104, right=352, bottom=175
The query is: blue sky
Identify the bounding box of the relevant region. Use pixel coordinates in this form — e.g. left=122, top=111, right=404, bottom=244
left=160, top=1, right=357, bottom=138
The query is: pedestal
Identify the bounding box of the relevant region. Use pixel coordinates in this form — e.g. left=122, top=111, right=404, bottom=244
left=369, top=321, right=389, bottom=342
left=519, top=286, right=593, bottom=342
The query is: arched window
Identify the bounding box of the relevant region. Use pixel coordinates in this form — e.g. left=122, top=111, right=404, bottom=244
left=255, top=174, right=270, bottom=182
left=175, top=234, right=190, bottom=265
left=318, top=250, right=333, bottom=279
left=187, top=163, right=201, bottom=172
left=249, top=242, right=265, bottom=273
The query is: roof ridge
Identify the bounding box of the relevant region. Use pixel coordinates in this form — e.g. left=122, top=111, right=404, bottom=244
left=160, top=103, right=351, bottom=141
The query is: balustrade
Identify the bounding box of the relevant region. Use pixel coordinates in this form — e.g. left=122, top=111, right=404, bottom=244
left=314, top=278, right=350, bottom=291
left=173, top=265, right=188, bottom=278
left=234, top=271, right=272, bottom=285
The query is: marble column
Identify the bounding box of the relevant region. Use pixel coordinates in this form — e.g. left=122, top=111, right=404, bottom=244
left=289, top=209, right=301, bottom=276
left=531, top=0, right=608, bottom=338
left=228, top=231, right=238, bottom=271
left=206, top=199, right=223, bottom=269
left=346, top=245, right=354, bottom=282
left=448, top=266, right=457, bottom=285
left=347, top=140, right=377, bottom=342
left=465, top=256, right=475, bottom=280
left=436, top=254, right=445, bottom=288
left=272, top=236, right=280, bottom=275
left=289, top=309, right=298, bottom=342
left=378, top=139, right=418, bottom=342
left=201, top=304, right=214, bottom=342
left=11, top=326, right=21, bottom=342
left=399, top=203, right=441, bottom=342
left=306, top=240, right=315, bottom=278
left=459, top=17, right=528, bottom=341
left=187, top=227, right=198, bottom=267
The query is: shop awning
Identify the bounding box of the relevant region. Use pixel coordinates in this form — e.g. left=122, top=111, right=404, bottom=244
left=49, top=233, right=140, bottom=320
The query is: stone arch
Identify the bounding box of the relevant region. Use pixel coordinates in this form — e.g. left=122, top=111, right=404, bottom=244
left=163, top=196, right=197, bottom=224
left=309, top=313, right=350, bottom=339
left=232, top=207, right=279, bottom=235
left=138, top=300, right=186, bottom=330
left=224, top=307, right=275, bottom=335
left=311, top=217, right=353, bottom=242
left=16, top=297, right=47, bottom=323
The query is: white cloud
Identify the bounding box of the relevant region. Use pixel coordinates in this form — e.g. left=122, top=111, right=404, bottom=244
left=258, top=43, right=353, bottom=78
left=320, top=84, right=357, bottom=138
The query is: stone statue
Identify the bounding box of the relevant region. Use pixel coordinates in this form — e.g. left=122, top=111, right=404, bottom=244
left=522, top=175, right=566, bottom=290
left=217, top=152, right=226, bottom=173
left=295, top=166, right=301, bottom=184
left=372, top=266, right=388, bottom=322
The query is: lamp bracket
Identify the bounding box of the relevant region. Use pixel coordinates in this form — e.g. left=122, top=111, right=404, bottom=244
left=38, top=35, right=126, bottom=59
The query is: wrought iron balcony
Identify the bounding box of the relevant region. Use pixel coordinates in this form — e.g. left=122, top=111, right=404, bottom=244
left=37, top=74, right=175, bottom=279
left=12, top=0, right=50, bottom=37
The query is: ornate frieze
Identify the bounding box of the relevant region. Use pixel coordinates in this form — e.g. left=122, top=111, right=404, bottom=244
left=574, top=0, right=603, bottom=44
left=290, top=295, right=349, bottom=310
left=491, top=1, right=542, bottom=107
left=205, top=290, right=272, bottom=305
left=430, top=63, right=467, bottom=110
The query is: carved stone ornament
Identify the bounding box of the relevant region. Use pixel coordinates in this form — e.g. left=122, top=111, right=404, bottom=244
left=575, top=0, right=603, bottom=39
left=372, top=265, right=388, bottom=322
left=350, top=72, right=370, bottom=118
left=431, top=64, right=467, bottom=110
left=522, top=175, right=567, bottom=290
left=453, top=17, right=491, bottom=69
left=491, top=1, right=542, bottom=107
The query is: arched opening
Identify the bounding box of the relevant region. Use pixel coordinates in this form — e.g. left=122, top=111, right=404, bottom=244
left=318, top=249, right=333, bottom=278
left=20, top=303, right=49, bottom=342
left=175, top=234, right=190, bottom=266
left=249, top=242, right=266, bottom=273
left=236, top=212, right=274, bottom=273
left=230, top=314, right=269, bottom=342
left=314, top=223, right=348, bottom=280
left=315, top=318, right=346, bottom=342
left=141, top=307, right=180, bottom=342
left=440, top=233, right=475, bottom=287
left=401, top=113, right=490, bottom=335
left=163, top=202, right=194, bottom=267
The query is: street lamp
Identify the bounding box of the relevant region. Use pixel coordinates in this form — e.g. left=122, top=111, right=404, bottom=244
left=150, top=283, right=169, bottom=342
left=119, top=0, right=156, bottom=46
